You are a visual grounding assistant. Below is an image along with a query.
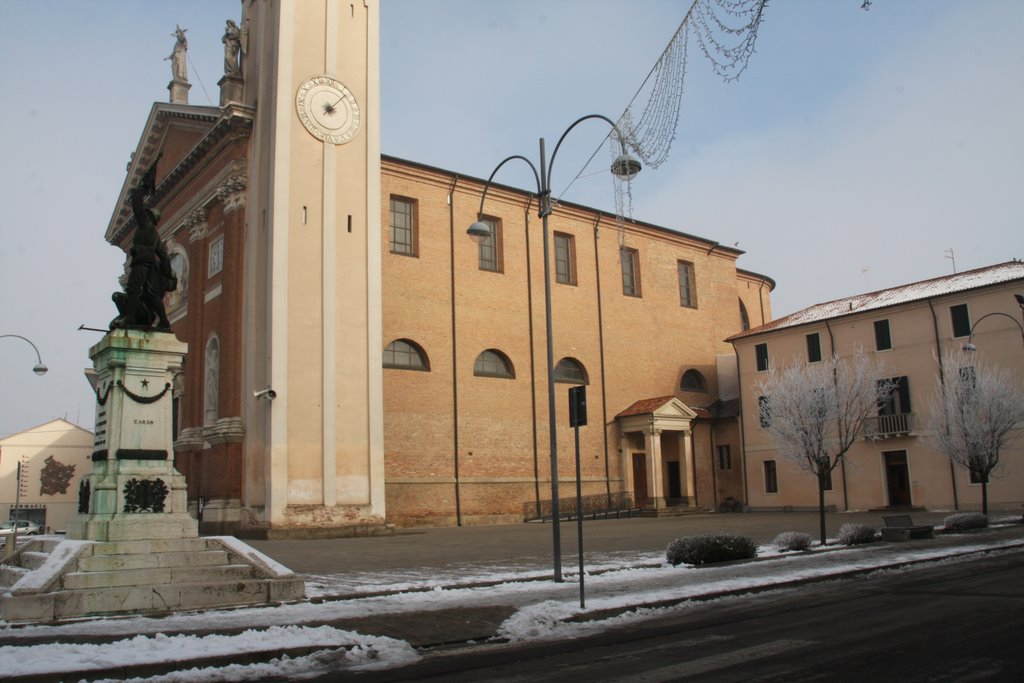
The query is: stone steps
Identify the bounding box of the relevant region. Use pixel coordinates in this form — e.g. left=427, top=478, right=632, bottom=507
left=0, top=535, right=305, bottom=622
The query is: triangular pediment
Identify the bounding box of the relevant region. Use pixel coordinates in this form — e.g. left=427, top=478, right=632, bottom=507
left=105, top=102, right=251, bottom=246
left=616, top=396, right=698, bottom=433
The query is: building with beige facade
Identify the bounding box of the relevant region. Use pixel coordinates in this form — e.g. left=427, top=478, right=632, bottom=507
left=729, top=262, right=1024, bottom=514
left=100, top=0, right=774, bottom=536
left=0, top=419, right=93, bottom=533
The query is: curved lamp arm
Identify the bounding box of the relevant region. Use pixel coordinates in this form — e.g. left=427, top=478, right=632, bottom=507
left=962, top=312, right=1024, bottom=351
left=547, top=114, right=641, bottom=195
left=468, top=155, right=542, bottom=240
left=0, top=334, right=48, bottom=375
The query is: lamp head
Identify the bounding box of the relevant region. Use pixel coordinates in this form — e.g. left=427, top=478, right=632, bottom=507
left=611, top=153, right=641, bottom=181
left=962, top=343, right=977, bottom=352
left=467, top=220, right=492, bottom=244
left=32, top=363, right=47, bottom=376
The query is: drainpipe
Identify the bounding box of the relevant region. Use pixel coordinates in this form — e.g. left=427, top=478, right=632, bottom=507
left=591, top=214, right=613, bottom=505
left=709, top=415, right=719, bottom=511
left=730, top=341, right=750, bottom=508
left=523, top=197, right=541, bottom=513
left=927, top=298, right=959, bottom=510
left=447, top=175, right=462, bottom=525
left=824, top=319, right=849, bottom=511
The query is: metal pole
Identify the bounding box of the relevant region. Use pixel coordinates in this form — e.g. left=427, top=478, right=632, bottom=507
left=538, top=136, right=562, bottom=582
left=575, top=421, right=585, bottom=608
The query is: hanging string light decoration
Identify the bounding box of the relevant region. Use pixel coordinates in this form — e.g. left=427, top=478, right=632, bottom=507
left=558, top=0, right=770, bottom=247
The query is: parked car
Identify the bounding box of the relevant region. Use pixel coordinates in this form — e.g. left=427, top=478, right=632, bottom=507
left=0, top=520, right=41, bottom=544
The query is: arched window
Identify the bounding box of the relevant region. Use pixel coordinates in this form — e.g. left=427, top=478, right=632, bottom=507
left=554, top=357, right=588, bottom=385
left=680, top=369, right=707, bottom=393
left=165, top=246, right=189, bottom=316
left=204, top=335, right=220, bottom=426
left=383, top=339, right=430, bottom=371
left=739, top=298, right=750, bottom=331
left=474, top=349, right=515, bottom=379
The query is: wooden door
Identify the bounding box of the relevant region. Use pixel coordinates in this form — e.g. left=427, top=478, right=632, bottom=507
left=632, top=454, right=648, bottom=508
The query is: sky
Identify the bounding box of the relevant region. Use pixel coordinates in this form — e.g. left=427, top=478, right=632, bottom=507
left=1, top=0, right=1021, bottom=436
left=0, top=532, right=1017, bottom=679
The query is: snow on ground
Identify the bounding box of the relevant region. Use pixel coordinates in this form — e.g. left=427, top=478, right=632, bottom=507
left=1, top=533, right=1021, bottom=681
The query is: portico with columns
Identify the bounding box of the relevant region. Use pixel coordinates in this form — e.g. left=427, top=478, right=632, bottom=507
left=616, top=396, right=700, bottom=512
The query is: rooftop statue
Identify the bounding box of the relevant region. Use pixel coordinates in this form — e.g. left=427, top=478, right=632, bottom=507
left=167, top=25, right=189, bottom=82
left=223, top=19, right=242, bottom=76
left=110, top=154, right=177, bottom=331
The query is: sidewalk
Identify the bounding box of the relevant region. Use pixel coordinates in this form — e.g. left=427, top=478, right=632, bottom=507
left=2, top=511, right=1022, bottom=682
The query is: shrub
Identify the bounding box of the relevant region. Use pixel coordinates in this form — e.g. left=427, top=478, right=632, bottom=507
left=773, top=531, right=813, bottom=552
left=943, top=512, right=988, bottom=532
left=666, top=533, right=758, bottom=566
left=836, top=523, right=877, bottom=545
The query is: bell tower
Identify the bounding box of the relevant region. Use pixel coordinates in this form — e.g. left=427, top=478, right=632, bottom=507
left=240, top=0, right=384, bottom=534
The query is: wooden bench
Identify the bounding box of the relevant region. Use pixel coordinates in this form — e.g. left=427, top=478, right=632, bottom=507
left=880, top=515, right=934, bottom=541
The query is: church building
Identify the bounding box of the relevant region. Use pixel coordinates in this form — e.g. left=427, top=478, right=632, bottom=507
left=104, top=0, right=774, bottom=537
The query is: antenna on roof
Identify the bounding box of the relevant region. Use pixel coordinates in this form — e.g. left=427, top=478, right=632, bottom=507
left=944, top=248, right=957, bottom=273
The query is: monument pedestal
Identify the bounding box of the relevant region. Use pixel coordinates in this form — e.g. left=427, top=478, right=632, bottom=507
left=168, top=78, right=190, bottom=104
left=218, top=73, right=244, bottom=106
left=67, top=329, right=197, bottom=542
left=1, top=329, right=304, bottom=622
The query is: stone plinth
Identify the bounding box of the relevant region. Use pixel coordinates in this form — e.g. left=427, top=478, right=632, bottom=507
left=218, top=73, right=244, bottom=106
left=67, top=329, right=197, bottom=542
left=168, top=78, right=190, bottom=104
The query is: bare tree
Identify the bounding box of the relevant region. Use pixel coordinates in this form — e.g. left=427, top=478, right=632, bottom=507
left=929, top=349, right=1024, bottom=515
left=755, top=351, right=897, bottom=545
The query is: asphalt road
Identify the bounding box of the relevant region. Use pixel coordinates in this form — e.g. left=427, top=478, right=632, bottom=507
left=341, top=547, right=1024, bottom=682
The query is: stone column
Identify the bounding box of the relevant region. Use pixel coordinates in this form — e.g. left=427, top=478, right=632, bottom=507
left=644, top=427, right=666, bottom=510
left=67, top=329, right=198, bottom=542
left=681, top=430, right=697, bottom=505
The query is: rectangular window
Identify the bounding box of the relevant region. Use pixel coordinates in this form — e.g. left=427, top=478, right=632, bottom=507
left=758, top=395, right=771, bottom=428
left=878, top=376, right=912, bottom=415
left=874, top=319, right=892, bottom=351
left=806, top=332, right=822, bottom=363
left=677, top=260, right=697, bottom=308
left=389, top=196, right=417, bottom=256
left=620, top=247, right=640, bottom=297
left=764, top=460, right=778, bottom=494
left=554, top=232, right=576, bottom=285
left=950, top=303, right=971, bottom=338
left=821, top=467, right=833, bottom=491
left=476, top=216, right=502, bottom=272
left=755, top=343, right=769, bottom=372
left=208, top=235, right=224, bottom=277
left=717, top=445, right=732, bottom=471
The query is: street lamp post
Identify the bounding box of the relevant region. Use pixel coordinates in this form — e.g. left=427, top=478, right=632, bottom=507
left=468, top=114, right=640, bottom=582
left=0, top=334, right=48, bottom=375
left=961, top=311, right=1024, bottom=353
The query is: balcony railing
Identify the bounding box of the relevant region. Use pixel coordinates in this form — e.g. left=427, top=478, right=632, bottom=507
left=864, top=412, right=915, bottom=438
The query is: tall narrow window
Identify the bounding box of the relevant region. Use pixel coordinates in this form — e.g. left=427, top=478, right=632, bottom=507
left=806, top=332, right=822, bottom=363
left=758, top=395, right=771, bottom=428
left=208, top=235, right=224, bottom=277
left=739, top=299, right=750, bottom=331
left=878, top=376, right=912, bottom=416
left=204, top=335, right=220, bottom=427
left=620, top=247, right=640, bottom=296
left=476, top=216, right=502, bottom=272
left=389, top=196, right=417, bottom=256
left=755, top=343, right=769, bottom=372
left=718, top=445, right=732, bottom=470
left=950, top=303, right=971, bottom=338
left=554, top=232, right=576, bottom=285
left=677, top=260, right=697, bottom=308
left=763, top=460, right=778, bottom=494
left=874, top=319, right=892, bottom=351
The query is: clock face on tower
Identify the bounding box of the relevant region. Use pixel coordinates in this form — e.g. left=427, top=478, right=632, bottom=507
left=295, top=75, right=361, bottom=144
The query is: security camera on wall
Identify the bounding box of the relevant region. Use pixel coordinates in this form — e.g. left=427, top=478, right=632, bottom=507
left=254, top=387, right=277, bottom=400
